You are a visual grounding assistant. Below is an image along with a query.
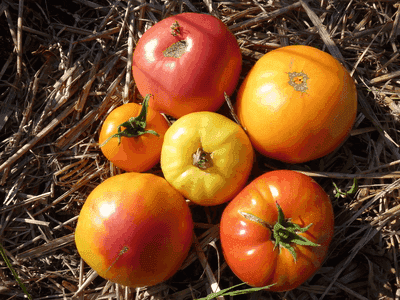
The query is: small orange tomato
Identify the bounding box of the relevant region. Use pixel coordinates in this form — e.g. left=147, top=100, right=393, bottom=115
left=74, top=172, right=194, bottom=288
left=236, top=45, right=357, bottom=163
left=99, top=95, right=169, bottom=172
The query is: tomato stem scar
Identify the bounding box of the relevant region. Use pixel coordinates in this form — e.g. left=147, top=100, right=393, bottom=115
left=288, top=71, right=309, bottom=92
left=99, top=94, right=159, bottom=147
left=163, top=40, right=187, bottom=58
left=192, top=147, right=213, bottom=170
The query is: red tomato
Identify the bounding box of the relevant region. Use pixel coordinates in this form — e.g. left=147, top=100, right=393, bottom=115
left=132, top=13, right=242, bottom=119
left=236, top=45, right=357, bottom=163
left=75, top=172, right=193, bottom=287
left=220, top=170, right=334, bottom=292
left=99, top=95, right=169, bottom=172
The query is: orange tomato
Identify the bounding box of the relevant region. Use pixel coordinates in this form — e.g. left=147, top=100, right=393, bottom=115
left=99, top=95, right=169, bottom=172
left=236, top=45, right=357, bottom=163
left=74, top=172, right=194, bottom=287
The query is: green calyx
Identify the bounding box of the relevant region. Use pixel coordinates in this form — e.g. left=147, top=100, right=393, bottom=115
left=100, top=94, right=159, bottom=148
left=272, top=202, right=320, bottom=261
left=240, top=202, right=320, bottom=262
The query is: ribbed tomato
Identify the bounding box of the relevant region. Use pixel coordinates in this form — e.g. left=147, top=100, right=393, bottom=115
left=236, top=45, right=357, bottom=163
left=75, top=172, right=193, bottom=287
left=161, top=112, right=254, bottom=206
left=220, top=170, right=334, bottom=291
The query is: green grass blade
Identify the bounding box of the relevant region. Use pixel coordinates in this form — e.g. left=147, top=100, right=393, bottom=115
left=0, top=242, right=32, bottom=300
left=195, top=282, right=276, bottom=300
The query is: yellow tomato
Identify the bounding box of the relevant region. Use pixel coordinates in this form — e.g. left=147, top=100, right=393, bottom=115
left=161, top=112, right=254, bottom=206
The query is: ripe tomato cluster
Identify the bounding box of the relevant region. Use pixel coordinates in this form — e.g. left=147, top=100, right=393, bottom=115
left=75, top=11, right=358, bottom=294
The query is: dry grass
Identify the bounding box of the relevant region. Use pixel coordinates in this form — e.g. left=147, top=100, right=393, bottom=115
left=0, top=0, right=400, bottom=299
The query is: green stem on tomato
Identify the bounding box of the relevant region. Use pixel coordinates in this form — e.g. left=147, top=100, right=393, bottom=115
left=272, top=202, right=320, bottom=261
left=99, top=94, right=159, bottom=148
left=240, top=202, right=319, bottom=262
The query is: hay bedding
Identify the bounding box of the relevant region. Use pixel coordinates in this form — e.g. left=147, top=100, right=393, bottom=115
left=0, top=0, right=399, bottom=299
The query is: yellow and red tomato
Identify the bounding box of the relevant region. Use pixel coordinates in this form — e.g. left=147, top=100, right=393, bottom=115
left=75, top=172, right=193, bottom=287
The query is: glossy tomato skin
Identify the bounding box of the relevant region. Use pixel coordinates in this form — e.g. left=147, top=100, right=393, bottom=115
left=75, top=172, right=193, bottom=288
left=99, top=102, right=169, bottom=172
left=161, top=112, right=254, bottom=206
left=132, top=13, right=242, bottom=119
left=236, top=45, right=357, bottom=163
left=220, top=170, right=334, bottom=291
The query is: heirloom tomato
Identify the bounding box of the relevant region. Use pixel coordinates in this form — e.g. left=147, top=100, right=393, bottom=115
left=161, top=112, right=254, bottom=206
left=75, top=172, right=193, bottom=288
left=99, top=95, right=169, bottom=172
left=132, top=13, right=242, bottom=119
left=220, top=170, right=334, bottom=292
left=236, top=45, right=357, bottom=163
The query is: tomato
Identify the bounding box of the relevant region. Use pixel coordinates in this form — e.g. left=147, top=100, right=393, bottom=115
left=74, top=172, right=193, bottom=287
left=236, top=45, right=357, bottom=163
left=99, top=95, right=169, bottom=172
left=161, top=112, right=254, bottom=206
left=132, top=13, right=242, bottom=119
left=220, top=170, right=334, bottom=292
